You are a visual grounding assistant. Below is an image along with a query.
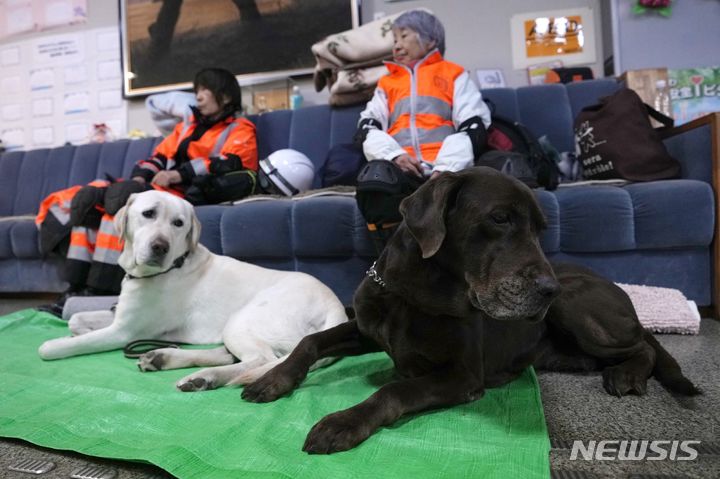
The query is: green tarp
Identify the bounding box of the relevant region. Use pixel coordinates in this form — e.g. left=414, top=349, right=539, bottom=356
left=0, top=310, right=550, bottom=478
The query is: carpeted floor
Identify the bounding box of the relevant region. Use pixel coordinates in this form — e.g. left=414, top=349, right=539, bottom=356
left=0, top=297, right=717, bottom=479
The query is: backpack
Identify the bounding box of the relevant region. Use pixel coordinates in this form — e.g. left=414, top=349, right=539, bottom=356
left=320, top=143, right=367, bottom=187
left=479, top=112, right=560, bottom=190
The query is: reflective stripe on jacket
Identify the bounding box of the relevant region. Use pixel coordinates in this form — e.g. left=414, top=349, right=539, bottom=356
left=379, top=51, right=465, bottom=163
left=35, top=180, right=110, bottom=226
left=133, top=113, right=258, bottom=191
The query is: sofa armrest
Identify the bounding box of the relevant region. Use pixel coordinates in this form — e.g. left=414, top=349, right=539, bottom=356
left=661, top=113, right=719, bottom=183
left=663, top=113, right=720, bottom=317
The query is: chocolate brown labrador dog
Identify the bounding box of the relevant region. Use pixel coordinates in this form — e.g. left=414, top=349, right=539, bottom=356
left=242, top=167, right=699, bottom=454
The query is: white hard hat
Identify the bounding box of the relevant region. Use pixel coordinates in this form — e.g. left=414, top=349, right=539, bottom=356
left=258, top=149, right=315, bottom=196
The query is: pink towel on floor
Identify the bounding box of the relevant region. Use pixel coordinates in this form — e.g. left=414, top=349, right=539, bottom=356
left=616, top=283, right=701, bottom=335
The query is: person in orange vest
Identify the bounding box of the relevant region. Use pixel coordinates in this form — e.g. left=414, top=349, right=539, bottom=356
left=354, top=10, right=492, bottom=253
left=36, top=67, right=258, bottom=316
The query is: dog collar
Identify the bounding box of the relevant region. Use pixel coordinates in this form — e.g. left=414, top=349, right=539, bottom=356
left=125, top=251, right=190, bottom=280
left=366, top=261, right=386, bottom=288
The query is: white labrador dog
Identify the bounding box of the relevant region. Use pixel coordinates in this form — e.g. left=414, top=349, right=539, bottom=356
left=38, top=190, right=348, bottom=391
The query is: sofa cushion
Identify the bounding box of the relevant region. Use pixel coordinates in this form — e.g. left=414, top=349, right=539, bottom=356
left=544, top=180, right=713, bottom=253
left=221, top=201, right=293, bottom=259
left=555, top=186, right=636, bottom=252
left=626, top=180, right=714, bottom=249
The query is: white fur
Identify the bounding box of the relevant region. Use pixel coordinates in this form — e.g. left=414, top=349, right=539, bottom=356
left=38, top=190, right=348, bottom=390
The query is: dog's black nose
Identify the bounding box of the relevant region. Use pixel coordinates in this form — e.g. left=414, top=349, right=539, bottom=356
left=150, top=238, right=169, bottom=256
left=535, top=275, right=560, bottom=300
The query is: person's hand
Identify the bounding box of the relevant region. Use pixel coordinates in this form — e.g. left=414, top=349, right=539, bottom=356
left=430, top=170, right=442, bottom=181
left=392, top=154, right=423, bottom=177
left=151, top=170, right=182, bottom=187
left=132, top=176, right=146, bottom=184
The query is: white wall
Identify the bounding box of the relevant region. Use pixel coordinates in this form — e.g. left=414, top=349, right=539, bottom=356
left=608, top=0, right=720, bottom=73
left=361, top=0, right=605, bottom=87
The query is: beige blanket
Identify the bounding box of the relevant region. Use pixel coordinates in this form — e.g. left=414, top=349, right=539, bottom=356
left=312, top=11, right=418, bottom=106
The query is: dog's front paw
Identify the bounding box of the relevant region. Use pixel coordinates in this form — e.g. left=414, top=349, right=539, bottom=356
left=241, top=368, right=299, bottom=403
left=137, top=350, right=166, bottom=372
left=176, top=376, right=213, bottom=392
left=602, top=366, right=648, bottom=397
left=38, top=338, right=68, bottom=360
left=302, top=410, right=373, bottom=454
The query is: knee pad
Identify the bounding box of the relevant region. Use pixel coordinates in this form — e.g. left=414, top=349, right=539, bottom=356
left=70, top=185, right=106, bottom=228
left=458, top=116, right=489, bottom=159
left=356, top=161, right=423, bottom=226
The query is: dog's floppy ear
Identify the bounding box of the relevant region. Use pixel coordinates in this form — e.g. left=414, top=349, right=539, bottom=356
left=187, top=206, right=202, bottom=252
left=399, top=172, right=463, bottom=259
left=113, top=193, right=137, bottom=241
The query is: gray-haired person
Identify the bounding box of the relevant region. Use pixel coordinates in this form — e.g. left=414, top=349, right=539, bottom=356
left=354, top=9, right=492, bottom=253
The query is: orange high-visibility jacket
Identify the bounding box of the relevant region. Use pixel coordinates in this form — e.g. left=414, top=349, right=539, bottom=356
left=380, top=51, right=464, bottom=162
left=132, top=112, right=258, bottom=193
left=358, top=50, right=491, bottom=174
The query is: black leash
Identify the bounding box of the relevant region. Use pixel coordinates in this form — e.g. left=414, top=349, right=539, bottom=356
left=123, top=339, right=188, bottom=359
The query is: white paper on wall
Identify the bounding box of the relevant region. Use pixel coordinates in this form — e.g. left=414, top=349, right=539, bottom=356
left=63, top=91, right=90, bottom=114
left=96, top=60, right=120, bottom=81
left=98, top=89, right=122, bottom=110
left=1, top=128, right=26, bottom=149
left=0, top=75, right=23, bottom=95
left=33, top=33, right=85, bottom=65
left=64, top=64, right=87, bottom=84
left=32, top=98, right=54, bottom=117
left=0, top=0, right=86, bottom=40
left=32, top=126, right=55, bottom=145
left=0, top=47, right=21, bottom=66
left=30, top=68, right=56, bottom=91
left=5, top=5, right=33, bottom=37
left=96, top=31, right=119, bottom=53
left=65, top=122, right=89, bottom=143
left=45, top=1, right=75, bottom=27
left=1, top=104, right=23, bottom=121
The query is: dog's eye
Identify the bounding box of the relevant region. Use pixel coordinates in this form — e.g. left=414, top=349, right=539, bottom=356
left=172, top=219, right=184, bottom=228
left=490, top=212, right=511, bottom=225
left=142, top=209, right=156, bottom=219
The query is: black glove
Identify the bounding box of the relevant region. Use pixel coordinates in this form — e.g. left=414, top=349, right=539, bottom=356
left=104, top=181, right=150, bottom=215
left=70, top=185, right=107, bottom=228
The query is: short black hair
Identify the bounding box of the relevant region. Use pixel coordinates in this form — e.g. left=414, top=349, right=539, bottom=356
left=193, top=68, right=242, bottom=112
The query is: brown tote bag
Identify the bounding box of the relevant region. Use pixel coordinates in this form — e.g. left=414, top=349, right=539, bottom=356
left=574, top=88, right=680, bottom=181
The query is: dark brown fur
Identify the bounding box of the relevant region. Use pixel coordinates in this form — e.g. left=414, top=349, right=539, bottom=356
left=242, top=167, right=699, bottom=454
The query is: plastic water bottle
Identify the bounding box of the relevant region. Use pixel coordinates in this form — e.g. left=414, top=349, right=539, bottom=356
left=653, top=79, right=671, bottom=117
left=290, top=86, right=303, bottom=110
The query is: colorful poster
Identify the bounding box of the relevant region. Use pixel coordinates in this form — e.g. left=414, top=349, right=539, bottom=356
left=669, top=67, right=720, bottom=126
left=524, top=15, right=584, bottom=58
left=510, top=7, right=596, bottom=70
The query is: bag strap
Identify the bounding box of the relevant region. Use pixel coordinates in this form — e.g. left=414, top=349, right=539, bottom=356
left=643, top=103, right=674, bottom=130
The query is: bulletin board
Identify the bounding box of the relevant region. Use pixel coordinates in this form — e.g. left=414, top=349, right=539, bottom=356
left=510, top=7, right=596, bottom=70
left=0, top=26, right=127, bottom=152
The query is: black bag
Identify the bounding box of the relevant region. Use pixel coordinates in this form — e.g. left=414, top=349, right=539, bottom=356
left=320, top=143, right=367, bottom=187
left=479, top=113, right=560, bottom=190
left=184, top=169, right=257, bottom=205
left=574, top=88, right=679, bottom=181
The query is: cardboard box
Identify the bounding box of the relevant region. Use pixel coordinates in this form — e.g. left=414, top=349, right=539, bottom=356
left=252, top=86, right=289, bottom=113
left=618, top=68, right=672, bottom=127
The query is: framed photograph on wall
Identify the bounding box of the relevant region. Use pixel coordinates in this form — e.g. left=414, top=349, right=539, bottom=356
left=509, top=7, right=596, bottom=70
left=120, top=0, right=359, bottom=97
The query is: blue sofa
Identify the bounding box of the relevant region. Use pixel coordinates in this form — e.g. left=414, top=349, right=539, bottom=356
left=1, top=79, right=717, bottom=314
